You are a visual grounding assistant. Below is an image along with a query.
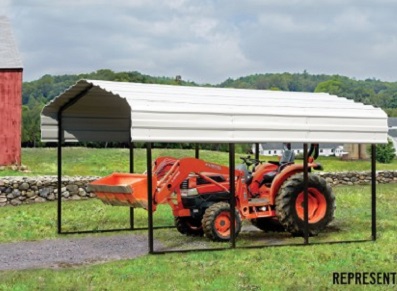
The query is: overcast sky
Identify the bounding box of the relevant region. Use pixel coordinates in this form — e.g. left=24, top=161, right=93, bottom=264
left=2, top=0, right=397, bottom=84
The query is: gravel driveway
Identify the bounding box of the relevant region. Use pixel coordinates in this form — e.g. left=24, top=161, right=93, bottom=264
left=0, top=225, right=295, bottom=271
left=0, top=234, right=162, bottom=271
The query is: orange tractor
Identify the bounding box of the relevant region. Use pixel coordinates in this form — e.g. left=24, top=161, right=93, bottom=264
left=88, top=144, right=335, bottom=241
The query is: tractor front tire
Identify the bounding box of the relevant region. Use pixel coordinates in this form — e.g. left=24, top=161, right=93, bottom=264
left=202, top=202, right=241, bottom=242
left=175, top=217, right=204, bottom=236
left=251, top=217, right=285, bottom=232
left=276, top=173, right=335, bottom=236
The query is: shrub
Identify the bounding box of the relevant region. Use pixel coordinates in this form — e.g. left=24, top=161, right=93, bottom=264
left=375, top=138, right=396, bottom=163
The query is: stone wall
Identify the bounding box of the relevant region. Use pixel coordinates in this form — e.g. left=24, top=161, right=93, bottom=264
left=1, top=171, right=397, bottom=207
left=0, top=176, right=98, bottom=207
left=319, top=171, right=397, bottom=186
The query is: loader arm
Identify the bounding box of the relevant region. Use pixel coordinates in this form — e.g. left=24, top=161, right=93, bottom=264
left=154, top=157, right=239, bottom=205
left=89, top=157, right=243, bottom=211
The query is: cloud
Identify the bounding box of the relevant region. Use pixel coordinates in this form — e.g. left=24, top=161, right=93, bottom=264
left=233, top=1, right=397, bottom=81
left=0, top=0, right=11, bottom=15
left=6, top=0, right=397, bottom=83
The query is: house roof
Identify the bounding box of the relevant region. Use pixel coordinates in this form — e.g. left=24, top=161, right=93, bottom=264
left=41, top=79, right=389, bottom=144
left=389, top=129, right=397, bottom=138
left=388, top=118, right=397, bottom=128
left=0, top=16, right=23, bottom=69
left=388, top=118, right=397, bottom=137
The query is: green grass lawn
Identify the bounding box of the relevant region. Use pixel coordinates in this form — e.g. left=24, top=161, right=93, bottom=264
left=0, top=184, right=396, bottom=289
left=0, top=147, right=396, bottom=176
left=1, top=147, right=396, bottom=290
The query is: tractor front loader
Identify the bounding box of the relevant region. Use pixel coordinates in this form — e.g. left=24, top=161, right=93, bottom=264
left=88, top=145, right=335, bottom=241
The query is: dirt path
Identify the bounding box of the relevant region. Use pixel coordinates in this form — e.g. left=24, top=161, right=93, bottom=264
left=0, top=234, right=163, bottom=271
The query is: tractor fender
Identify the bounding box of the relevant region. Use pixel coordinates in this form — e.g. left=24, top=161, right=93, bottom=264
left=269, top=163, right=316, bottom=205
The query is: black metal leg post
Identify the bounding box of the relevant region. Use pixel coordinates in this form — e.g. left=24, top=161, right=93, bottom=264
left=371, top=144, right=377, bottom=241
left=195, top=144, right=200, bottom=159
left=147, top=143, right=154, bottom=253
left=129, top=142, right=135, bottom=230
left=303, top=143, right=309, bottom=244
left=255, top=143, right=259, bottom=161
left=57, top=112, right=63, bottom=234
left=229, top=143, right=236, bottom=248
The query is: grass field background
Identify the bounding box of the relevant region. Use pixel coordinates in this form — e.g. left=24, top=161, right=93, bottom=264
left=0, top=148, right=396, bottom=290
left=1, top=147, right=397, bottom=176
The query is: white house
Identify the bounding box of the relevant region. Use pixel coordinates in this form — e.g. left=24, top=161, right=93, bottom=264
left=252, top=143, right=344, bottom=157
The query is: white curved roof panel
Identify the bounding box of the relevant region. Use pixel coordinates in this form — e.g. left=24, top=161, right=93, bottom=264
left=41, top=79, right=388, bottom=144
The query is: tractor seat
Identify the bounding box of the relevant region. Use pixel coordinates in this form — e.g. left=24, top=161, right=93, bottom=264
left=260, top=161, right=294, bottom=186
left=259, top=148, right=296, bottom=187
left=261, top=171, right=277, bottom=185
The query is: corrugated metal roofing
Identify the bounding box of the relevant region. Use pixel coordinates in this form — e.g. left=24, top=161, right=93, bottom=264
left=0, top=16, right=23, bottom=69
left=41, top=79, right=389, bottom=144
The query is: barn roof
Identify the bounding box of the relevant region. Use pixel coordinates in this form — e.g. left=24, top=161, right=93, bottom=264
left=41, top=79, right=388, bottom=144
left=0, top=16, right=23, bottom=69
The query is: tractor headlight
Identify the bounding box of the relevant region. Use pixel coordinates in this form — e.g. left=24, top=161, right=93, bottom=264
left=181, top=188, right=199, bottom=197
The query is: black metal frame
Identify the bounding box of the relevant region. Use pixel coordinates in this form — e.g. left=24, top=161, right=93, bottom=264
left=146, top=142, right=377, bottom=254
left=56, top=98, right=377, bottom=249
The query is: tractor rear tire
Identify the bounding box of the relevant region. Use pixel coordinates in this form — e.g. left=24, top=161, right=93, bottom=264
left=251, top=217, right=285, bottom=232
left=276, top=173, right=335, bottom=236
left=202, top=202, right=241, bottom=242
left=175, top=217, right=204, bottom=236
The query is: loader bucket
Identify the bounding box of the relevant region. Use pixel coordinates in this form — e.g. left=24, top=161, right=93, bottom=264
left=88, top=173, right=157, bottom=209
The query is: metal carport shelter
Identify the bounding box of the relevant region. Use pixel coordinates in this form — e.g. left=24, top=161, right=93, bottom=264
left=41, top=79, right=389, bottom=253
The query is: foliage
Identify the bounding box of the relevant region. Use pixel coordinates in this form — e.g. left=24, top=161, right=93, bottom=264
left=221, top=72, right=397, bottom=111
left=22, top=99, right=45, bottom=146
left=375, top=139, right=396, bottom=163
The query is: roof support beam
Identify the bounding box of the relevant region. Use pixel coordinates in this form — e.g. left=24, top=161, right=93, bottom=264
left=195, top=144, right=200, bottom=159
left=255, top=143, right=260, bottom=160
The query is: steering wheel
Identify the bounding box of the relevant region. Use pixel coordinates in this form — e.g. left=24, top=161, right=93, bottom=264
left=240, top=156, right=262, bottom=167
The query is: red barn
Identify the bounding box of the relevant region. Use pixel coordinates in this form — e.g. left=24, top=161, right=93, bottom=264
left=0, top=16, right=23, bottom=166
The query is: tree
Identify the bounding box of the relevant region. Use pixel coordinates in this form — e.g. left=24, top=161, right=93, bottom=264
left=22, top=99, right=44, bottom=147
left=314, top=79, right=346, bottom=96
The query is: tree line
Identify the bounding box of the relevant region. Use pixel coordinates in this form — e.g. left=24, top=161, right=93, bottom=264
left=22, top=69, right=397, bottom=148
